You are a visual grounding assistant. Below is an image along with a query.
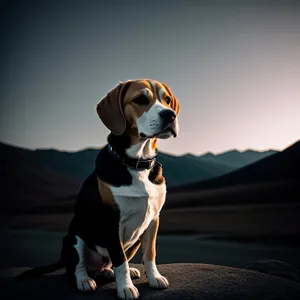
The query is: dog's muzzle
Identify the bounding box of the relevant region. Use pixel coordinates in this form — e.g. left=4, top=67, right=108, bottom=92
left=158, top=109, right=178, bottom=138
left=140, top=109, right=178, bottom=139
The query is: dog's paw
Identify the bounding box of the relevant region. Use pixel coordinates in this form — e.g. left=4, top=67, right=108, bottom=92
left=76, top=277, right=97, bottom=292
left=129, top=267, right=141, bottom=279
left=96, top=268, right=115, bottom=280
left=148, top=274, right=169, bottom=289
left=96, top=268, right=140, bottom=280
left=117, top=284, right=139, bottom=299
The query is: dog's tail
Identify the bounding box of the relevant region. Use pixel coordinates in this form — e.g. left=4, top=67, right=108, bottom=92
left=18, top=260, right=65, bottom=279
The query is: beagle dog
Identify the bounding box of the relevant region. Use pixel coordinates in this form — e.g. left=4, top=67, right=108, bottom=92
left=20, top=79, right=180, bottom=299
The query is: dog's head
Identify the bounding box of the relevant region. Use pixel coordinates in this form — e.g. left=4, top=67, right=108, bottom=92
left=96, top=79, right=180, bottom=140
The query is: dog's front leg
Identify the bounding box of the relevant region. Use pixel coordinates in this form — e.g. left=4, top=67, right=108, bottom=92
left=108, top=237, right=139, bottom=299
left=140, top=218, right=169, bottom=289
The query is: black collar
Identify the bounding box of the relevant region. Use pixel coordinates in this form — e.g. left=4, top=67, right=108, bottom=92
left=107, top=144, right=156, bottom=170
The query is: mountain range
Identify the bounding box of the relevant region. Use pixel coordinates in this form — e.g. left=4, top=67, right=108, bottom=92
left=1, top=139, right=299, bottom=239
left=170, top=140, right=300, bottom=193
left=1, top=140, right=293, bottom=215
left=197, top=149, right=277, bottom=169
left=166, top=139, right=300, bottom=209
left=3, top=142, right=278, bottom=187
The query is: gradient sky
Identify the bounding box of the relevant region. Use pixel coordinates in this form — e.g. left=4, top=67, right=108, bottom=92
left=0, top=0, right=299, bottom=155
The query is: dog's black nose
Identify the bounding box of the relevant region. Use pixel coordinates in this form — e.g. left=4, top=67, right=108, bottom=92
left=159, top=110, right=176, bottom=124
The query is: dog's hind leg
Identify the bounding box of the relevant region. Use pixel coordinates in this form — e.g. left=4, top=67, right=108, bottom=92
left=73, top=235, right=97, bottom=292
left=95, top=241, right=141, bottom=281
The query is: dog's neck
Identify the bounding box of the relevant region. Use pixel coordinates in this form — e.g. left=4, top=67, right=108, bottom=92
left=125, top=139, right=156, bottom=159
left=107, top=133, right=157, bottom=170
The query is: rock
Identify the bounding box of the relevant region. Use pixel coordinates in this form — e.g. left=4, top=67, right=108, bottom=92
left=1, top=263, right=300, bottom=300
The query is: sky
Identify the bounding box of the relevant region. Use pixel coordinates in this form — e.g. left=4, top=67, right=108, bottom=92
left=0, top=0, right=299, bottom=155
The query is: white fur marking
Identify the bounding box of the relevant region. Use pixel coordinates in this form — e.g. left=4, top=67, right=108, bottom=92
left=111, top=138, right=166, bottom=251
left=141, top=87, right=152, bottom=96
left=149, top=80, right=157, bottom=96
left=125, top=139, right=156, bottom=159
left=110, top=168, right=165, bottom=251
left=158, top=87, right=166, bottom=99
left=132, top=87, right=152, bottom=100
left=143, top=259, right=169, bottom=289
left=114, top=261, right=139, bottom=299
left=136, top=100, right=168, bottom=137
left=126, top=139, right=149, bottom=158
left=74, top=235, right=97, bottom=292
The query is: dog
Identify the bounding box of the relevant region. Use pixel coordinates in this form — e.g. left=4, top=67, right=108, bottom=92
left=20, top=79, right=180, bottom=299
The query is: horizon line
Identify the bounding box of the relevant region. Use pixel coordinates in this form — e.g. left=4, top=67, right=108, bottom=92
left=0, top=139, right=287, bottom=157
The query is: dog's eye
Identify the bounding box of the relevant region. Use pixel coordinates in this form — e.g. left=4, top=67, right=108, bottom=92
left=165, top=96, right=172, bottom=105
left=132, top=95, right=149, bottom=105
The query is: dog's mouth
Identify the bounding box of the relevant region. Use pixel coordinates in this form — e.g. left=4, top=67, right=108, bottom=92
left=157, top=127, right=177, bottom=138
left=140, top=127, right=177, bottom=139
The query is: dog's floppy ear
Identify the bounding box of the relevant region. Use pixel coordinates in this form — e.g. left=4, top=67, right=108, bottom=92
left=96, top=82, right=130, bottom=135
left=162, top=83, right=180, bottom=115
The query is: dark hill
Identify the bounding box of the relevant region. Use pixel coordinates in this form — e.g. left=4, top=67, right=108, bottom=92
left=157, top=152, right=233, bottom=186
left=0, top=143, right=81, bottom=214
left=27, top=148, right=99, bottom=182
left=169, top=140, right=300, bottom=193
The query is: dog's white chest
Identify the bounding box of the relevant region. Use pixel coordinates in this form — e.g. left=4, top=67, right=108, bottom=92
left=110, top=169, right=166, bottom=250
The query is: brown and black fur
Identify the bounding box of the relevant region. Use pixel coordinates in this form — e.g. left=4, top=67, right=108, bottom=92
left=19, top=132, right=164, bottom=279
